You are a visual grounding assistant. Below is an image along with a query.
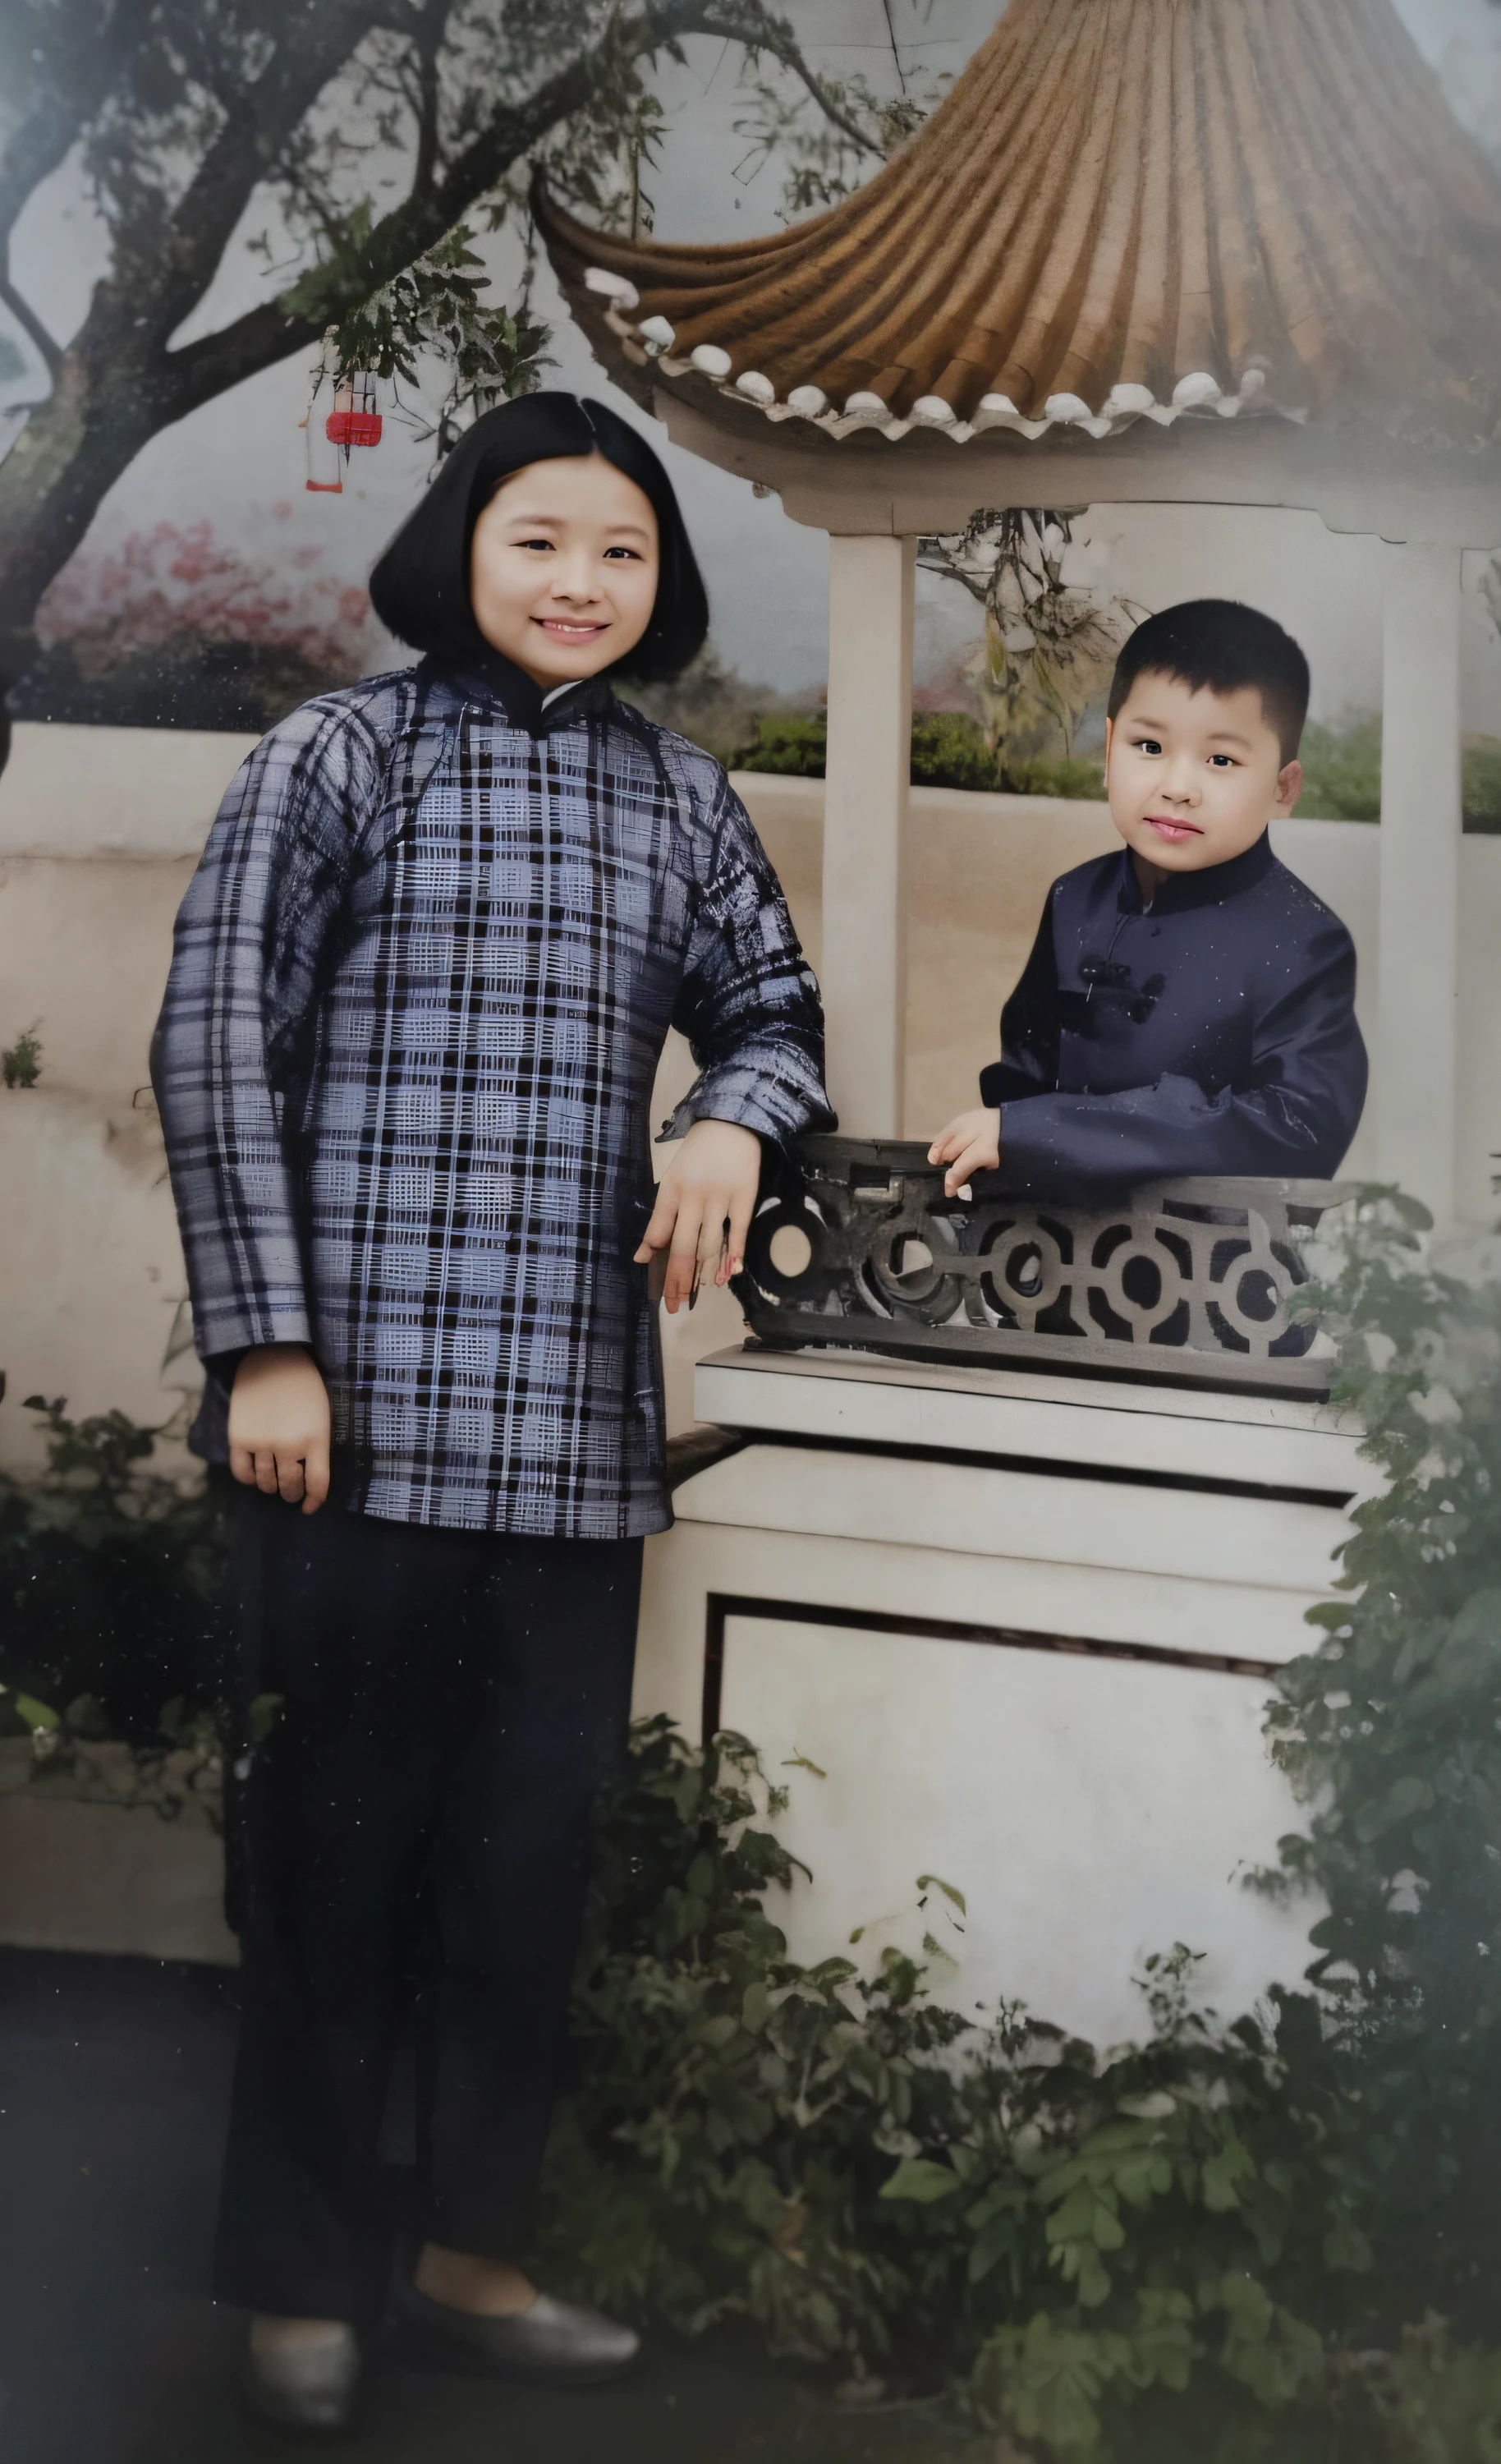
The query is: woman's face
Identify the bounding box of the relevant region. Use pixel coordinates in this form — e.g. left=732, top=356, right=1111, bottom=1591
left=469, top=451, right=660, bottom=686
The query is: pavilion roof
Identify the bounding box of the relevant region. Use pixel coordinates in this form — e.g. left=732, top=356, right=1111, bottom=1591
left=535, top=0, right=1501, bottom=453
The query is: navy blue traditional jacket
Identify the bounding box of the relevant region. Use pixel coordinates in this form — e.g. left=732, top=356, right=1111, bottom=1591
left=978, top=833, right=1367, bottom=1187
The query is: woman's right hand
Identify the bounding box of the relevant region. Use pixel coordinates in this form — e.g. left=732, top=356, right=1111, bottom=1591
left=228, top=1344, right=332, bottom=1512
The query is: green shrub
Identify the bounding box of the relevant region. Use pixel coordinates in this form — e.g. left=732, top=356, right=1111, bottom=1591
left=1263, top=1191, right=1501, bottom=2337
left=738, top=714, right=830, bottom=776
left=1000, top=752, right=1106, bottom=801
left=0, top=1391, right=229, bottom=1744
left=1463, top=737, right=1501, bottom=832
left=538, top=1192, right=1501, bottom=2454
left=1294, top=719, right=1382, bottom=821
left=1, top=1023, right=42, bottom=1087
left=1294, top=719, right=1501, bottom=830
left=544, top=1719, right=1377, bottom=2455
left=909, top=710, right=1000, bottom=792
left=7, top=1193, right=1501, bottom=2457
left=737, top=707, right=1501, bottom=826
left=738, top=711, right=1106, bottom=798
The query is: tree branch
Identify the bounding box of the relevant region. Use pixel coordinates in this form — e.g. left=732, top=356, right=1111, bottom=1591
left=409, top=0, right=448, bottom=201
left=0, top=90, right=89, bottom=259
left=701, top=1, right=884, bottom=159
left=164, top=0, right=879, bottom=411
left=0, top=269, right=62, bottom=379
left=152, top=0, right=399, bottom=339
left=162, top=2, right=613, bottom=407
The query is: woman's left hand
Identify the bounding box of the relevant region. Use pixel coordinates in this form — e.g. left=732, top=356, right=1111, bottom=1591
left=635, top=1119, right=762, bottom=1313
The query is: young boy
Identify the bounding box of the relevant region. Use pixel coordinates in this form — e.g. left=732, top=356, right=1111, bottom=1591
left=928, top=599, right=1368, bottom=1196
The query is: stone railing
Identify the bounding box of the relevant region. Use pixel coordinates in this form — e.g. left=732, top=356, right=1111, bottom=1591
left=734, top=1137, right=1347, bottom=1396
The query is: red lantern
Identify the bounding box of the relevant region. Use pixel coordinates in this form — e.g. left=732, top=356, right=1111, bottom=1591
left=303, top=343, right=383, bottom=492
left=326, top=375, right=382, bottom=450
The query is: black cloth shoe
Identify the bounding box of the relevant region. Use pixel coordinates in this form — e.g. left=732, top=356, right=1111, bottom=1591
left=389, top=2272, right=640, bottom=2387
left=240, top=2324, right=362, bottom=2435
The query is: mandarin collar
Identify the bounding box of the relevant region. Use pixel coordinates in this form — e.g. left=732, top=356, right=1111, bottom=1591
left=416, top=651, right=615, bottom=738
left=1114, top=828, right=1274, bottom=917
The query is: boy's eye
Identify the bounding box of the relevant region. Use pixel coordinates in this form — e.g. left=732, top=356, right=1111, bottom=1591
left=1132, top=736, right=1163, bottom=756
left=1208, top=752, right=1237, bottom=769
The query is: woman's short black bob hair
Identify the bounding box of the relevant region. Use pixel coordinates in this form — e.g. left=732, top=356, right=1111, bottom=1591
left=369, top=390, right=709, bottom=684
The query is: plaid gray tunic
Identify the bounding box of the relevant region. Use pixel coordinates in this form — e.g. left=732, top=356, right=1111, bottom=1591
left=152, top=664, right=832, bottom=1536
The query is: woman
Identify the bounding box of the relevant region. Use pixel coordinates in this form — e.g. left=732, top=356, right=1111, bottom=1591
left=152, top=392, right=832, bottom=2434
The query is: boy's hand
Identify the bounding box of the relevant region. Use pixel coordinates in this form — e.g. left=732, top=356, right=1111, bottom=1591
left=928, top=1107, right=1002, bottom=1198
left=228, top=1344, right=332, bottom=1513
left=635, top=1118, right=762, bottom=1315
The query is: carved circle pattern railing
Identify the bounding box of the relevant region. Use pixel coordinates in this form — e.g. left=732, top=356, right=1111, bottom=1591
left=734, top=1138, right=1344, bottom=1394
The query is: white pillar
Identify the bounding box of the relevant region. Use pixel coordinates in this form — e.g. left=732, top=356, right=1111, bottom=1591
left=1377, top=541, right=1462, bottom=1221
left=820, top=534, right=915, bottom=1136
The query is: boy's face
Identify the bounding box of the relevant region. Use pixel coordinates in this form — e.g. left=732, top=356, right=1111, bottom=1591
left=470, top=451, right=660, bottom=687
left=1104, top=670, right=1301, bottom=882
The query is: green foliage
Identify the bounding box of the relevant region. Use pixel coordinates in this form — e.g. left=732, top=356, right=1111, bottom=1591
left=1294, top=718, right=1501, bottom=828
left=1464, top=737, right=1501, bottom=832
left=9, top=1190, right=1501, bottom=2457
left=291, top=219, right=550, bottom=435
left=1001, top=752, right=1108, bottom=802
left=1294, top=718, right=1382, bottom=821
left=910, top=710, right=1006, bottom=793
left=734, top=706, right=1496, bottom=823
left=544, top=1203, right=1501, bottom=2451
left=737, top=711, right=1104, bottom=799
left=738, top=701, right=1499, bottom=822
left=917, top=513, right=1143, bottom=761
left=0, top=1391, right=228, bottom=1745
left=1, top=1023, right=42, bottom=1087
left=0, top=1684, right=225, bottom=1827
left=738, top=713, right=829, bottom=776
left=1262, top=1190, right=1501, bottom=2330
left=544, top=1724, right=1375, bottom=2453
left=255, top=6, right=891, bottom=451
left=1319, top=2315, right=1501, bottom=2462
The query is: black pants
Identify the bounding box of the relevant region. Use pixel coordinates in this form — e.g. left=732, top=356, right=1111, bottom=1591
left=212, top=1483, right=642, bottom=2326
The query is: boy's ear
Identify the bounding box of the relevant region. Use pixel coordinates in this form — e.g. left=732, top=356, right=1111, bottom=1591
left=1275, top=756, right=1303, bottom=817
left=1104, top=714, right=1113, bottom=770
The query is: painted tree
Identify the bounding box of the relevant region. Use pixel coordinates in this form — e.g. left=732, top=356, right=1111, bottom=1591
left=917, top=513, right=1145, bottom=763
left=0, top=0, right=888, bottom=730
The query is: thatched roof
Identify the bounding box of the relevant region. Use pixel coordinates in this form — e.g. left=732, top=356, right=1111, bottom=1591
left=535, top=0, right=1501, bottom=451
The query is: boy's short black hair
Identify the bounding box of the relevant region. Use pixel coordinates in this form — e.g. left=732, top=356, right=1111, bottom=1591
left=1107, top=599, right=1311, bottom=764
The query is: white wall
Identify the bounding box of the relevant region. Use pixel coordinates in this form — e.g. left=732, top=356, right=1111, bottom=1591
left=2, top=724, right=1495, bottom=1469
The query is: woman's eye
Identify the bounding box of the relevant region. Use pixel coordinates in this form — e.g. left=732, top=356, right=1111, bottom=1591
left=604, top=545, right=642, bottom=560
left=517, top=537, right=554, bottom=552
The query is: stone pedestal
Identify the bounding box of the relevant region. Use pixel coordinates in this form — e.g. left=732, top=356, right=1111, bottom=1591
left=637, top=1345, right=1369, bottom=2048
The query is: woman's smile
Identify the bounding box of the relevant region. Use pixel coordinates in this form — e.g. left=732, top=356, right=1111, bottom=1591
left=468, top=451, right=661, bottom=687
